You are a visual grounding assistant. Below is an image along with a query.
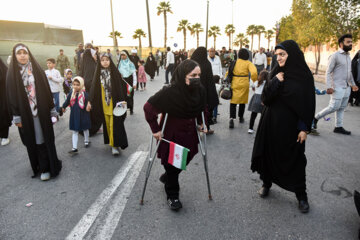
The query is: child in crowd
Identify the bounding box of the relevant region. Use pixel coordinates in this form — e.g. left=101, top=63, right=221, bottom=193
left=60, top=76, right=91, bottom=154
left=138, top=60, right=147, bottom=91
left=45, top=58, right=62, bottom=113
left=247, top=70, right=268, bottom=134
left=212, top=75, right=221, bottom=124
left=63, top=69, right=73, bottom=96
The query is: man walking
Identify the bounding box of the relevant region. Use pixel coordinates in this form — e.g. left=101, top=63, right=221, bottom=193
left=313, top=34, right=359, bottom=135
left=208, top=48, right=223, bottom=79
left=253, top=47, right=267, bottom=74
left=56, top=49, right=70, bottom=76
left=165, top=47, right=174, bottom=84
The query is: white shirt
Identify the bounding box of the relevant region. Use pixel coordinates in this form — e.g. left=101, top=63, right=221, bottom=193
left=208, top=55, right=223, bottom=78
left=45, top=68, right=62, bottom=93
left=253, top=53, right=267, bottom=69
left=166, top=51, right=175, bottom=67
left=250, top=80, right=266, bottom=94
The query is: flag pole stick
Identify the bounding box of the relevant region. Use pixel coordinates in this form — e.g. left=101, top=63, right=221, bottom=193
left=196, top=112, right=212, bottom=200
left=140, top=113, right=168, bottom=205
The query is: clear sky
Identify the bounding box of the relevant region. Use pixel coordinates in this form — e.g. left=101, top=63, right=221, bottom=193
left=1, top=0, right=292, bottom=50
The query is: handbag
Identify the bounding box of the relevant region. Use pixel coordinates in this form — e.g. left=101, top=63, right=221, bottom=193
left=220, top=60, right=236, bottom=100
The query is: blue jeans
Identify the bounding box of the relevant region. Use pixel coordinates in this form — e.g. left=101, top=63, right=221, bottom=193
left=52, top=92, right=60, bottom=112
left=165, top=64, right=174, bottom=84
left=213, top=105, right=218, bottom=119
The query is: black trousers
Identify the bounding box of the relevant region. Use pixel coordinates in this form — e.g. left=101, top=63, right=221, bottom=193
left=26, top=143, right=50, bottom=174
left=165, top=64, right=174, bottom=84
left=230, top=103, right=245, bottom=119
left=249, top=112, right=258, bottom=130
left=0, top=127, right=9, bottom=138
left=126, top=90, right=134, bottom=112
left=156, top=66, right=159, bottom=76
left=140, top=82, right=146, bottom=88
left=163, top=163, right=182, bottom=199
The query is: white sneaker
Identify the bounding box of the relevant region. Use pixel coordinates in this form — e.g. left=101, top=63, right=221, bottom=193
left=112, top=147, right=120, bottom=156
left=1, top=138, right=10, bottom=146
left=40, top=172, right=51, bottom=181
left=248, top=129, right=254, bottom=134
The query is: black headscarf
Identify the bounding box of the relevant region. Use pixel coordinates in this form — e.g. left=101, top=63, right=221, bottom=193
left=191, top=47, right=219, bottom=109
left=238, top=49, right=249, bottom=60
left=270, top=40, right=315, bottom=129
left=0, top=58, right=11, bottom=130
left=79, top=48, right=97, bottom=92
left=147, top=59, right=206, bottom=118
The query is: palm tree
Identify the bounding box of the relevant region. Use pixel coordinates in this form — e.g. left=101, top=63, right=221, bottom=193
left=208, top=26, right=221, bottom=50
left=255, top=25, right=265, bottom=51
left=234, top=33, right=249, bottom=49
left=108, top=31, right=123, bottom=47
left=177, top=19, right=190, bottom=51
left=157, top=1, right=173, bottom=48
left=133, top=29, right=146, bottom=56
left=189, top=23, right=203, bottom=48
left=225, top=24, right=236, bottom=49
left=246, top=24, right=257, bottom=51
left=264, top=29, right=274, bottom=50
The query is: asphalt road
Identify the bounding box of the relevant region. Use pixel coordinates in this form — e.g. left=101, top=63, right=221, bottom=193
left=0, top=69, right=359, bottom=240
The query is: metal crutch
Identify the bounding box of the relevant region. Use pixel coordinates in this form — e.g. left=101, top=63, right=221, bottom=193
left=196, top=111, right=213, bottom=200
left=140, top=113, right=168, bottom=205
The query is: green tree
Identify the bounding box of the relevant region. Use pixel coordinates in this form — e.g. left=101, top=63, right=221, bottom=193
left=108, top=31, right=123, bottom=47
left=234, top=33, right=249, bottom=49
left=278, top=15, right=297, bottom=43
left=189, top=23, right=204, bottom=48
left=225, top=24, right=236, bottom=49
left=264, top=30, right=275, bottom=50
left=208, top=26, right=221, bottom=50
left=246, top=25, right=257, bottom=51
left=255, top=25, right=266, bottom=50
left=292, top=0, right=312, bottom=51
left=157, top=1, right=173, bottom=48
left=177, top=19, right=191, bottom=51
left=133, top=29, right=146, bottom=56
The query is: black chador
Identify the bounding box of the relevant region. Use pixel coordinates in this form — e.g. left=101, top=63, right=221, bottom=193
left=0, top=58, right=11, bottom=140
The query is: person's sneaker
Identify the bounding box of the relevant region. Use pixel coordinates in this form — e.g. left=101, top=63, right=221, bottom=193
left=159, top=173, right=167, bottom=184
left=333, top=127, right=351, bottom=135
left=84, top=141, right=90, bottom=148
left=40, top=172, right=51, bottom=181
left=167, top=198, right=183, bottom=211
left=312, top=118, right=318, bottom=129
left=1, top=138, right=10, bottom=146
left=298, top=200, right=310, bottom=213
left=112, top=147, right=120, bottom=156
left=229, top=119, right=234, bottom=129
left=130, top=111, right=134, bottom=115
left=68, top=148, right=78, bottom=155
left=248, top=129, right=254, bottom=134
left=239, top=117, right=244, bottom=123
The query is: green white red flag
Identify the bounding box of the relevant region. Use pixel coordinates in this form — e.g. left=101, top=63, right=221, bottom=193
left=167, top=141, right=189, bottom=170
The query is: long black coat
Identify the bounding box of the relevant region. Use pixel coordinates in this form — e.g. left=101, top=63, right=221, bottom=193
left=145, top=55, right=157, bottom=78
left=79, top=49, right=97, bottom=92
left=90, top=58, right=128, bottom=149
left=0, top=59, right=11, bottom=133
left=6, top=43, right=62, bottom=177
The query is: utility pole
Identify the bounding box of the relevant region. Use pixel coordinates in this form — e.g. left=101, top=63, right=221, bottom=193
left=205, top=0, right=209, bottom=49
left=110, top=0, right=116, bottom=49
left=231, top=0, right=234, bottom=49
left=146, top=0, right=153, bottom=53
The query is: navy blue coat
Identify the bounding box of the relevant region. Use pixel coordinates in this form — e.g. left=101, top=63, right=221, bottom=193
left=62, top=90, right=91, bottom=131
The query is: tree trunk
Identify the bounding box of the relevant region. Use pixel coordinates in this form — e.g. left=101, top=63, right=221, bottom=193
left=240, top=42, right=243, bottom=49
left=258, top=34, right=261, bottom=51
left=214, top=37, right=216, bottom=50
left=314, top=43, right=321, bottom=75
left=164, top=12, right=167, bottom=48
left=139, top=37, right=142, bottom=58
left=196, top=32, right=199, bottom=48
left=267, top=38, right=270, bottom=50
left=183, top=29, right=186, bottom=51
left=251, top=35, right=254, bottom=51
left=115, top=37, right=118, bottom=47
left=229, top=35, right=231, bottom=50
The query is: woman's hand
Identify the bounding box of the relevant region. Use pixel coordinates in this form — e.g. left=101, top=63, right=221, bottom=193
left=276, top=72, right=284, bottom=82
left=198, top=124, right=208, bottom=134
left=153, top=131, right=162, bottom=141
left=15, top=123, right=22, bottom=128
left=86, top=102, right=91, bottom=112
left=297, top=131, right=307, bottom=144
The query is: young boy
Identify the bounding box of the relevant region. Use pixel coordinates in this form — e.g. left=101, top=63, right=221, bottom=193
left=45, top=58, right=63, bottom=113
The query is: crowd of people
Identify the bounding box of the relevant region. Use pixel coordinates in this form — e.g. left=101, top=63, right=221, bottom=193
left=0, top=34, right=359, bottom=215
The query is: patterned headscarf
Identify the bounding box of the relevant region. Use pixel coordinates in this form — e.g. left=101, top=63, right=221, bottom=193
left=70, top=76, right=85, bottom=109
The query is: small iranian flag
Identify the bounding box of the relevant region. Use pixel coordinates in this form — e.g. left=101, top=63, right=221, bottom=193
left=168, top=142, right=190, bottom=170
left=126, top=84, right=133, bottom=96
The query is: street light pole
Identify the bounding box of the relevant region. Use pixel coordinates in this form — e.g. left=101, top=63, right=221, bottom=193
left=146, top=0, right=153, bottom=53
left=231, top=0, right=234, bottom=49
left=110, top=0, right=116, bottom=49
left=205, top=0, right=209, bottom=49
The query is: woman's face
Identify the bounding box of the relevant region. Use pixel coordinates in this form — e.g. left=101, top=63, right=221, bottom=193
left=16, top=49, right=29, bottom=65
left=185, top=66, right=201, bottom=85
left=101, top=56, right=110, bottom=68
left=72, top=80, right=81, bottom=92
left=121, top=54, right=127, bottom=60
left=275, top=49, right=288, bottom=67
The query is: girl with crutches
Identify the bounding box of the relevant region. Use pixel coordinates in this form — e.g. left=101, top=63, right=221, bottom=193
left=143, top=59, right=208, bottom=211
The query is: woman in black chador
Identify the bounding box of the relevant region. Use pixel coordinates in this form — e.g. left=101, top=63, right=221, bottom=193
left=0, top=58, right=11, bottom=146
left=251, top=40, right=315, bottom=213
left=6, top=43, right=62, bottom=181
left=145, top=52, right=157, bottom=81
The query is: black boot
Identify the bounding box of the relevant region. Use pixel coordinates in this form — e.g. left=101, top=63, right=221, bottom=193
left=258, top=187, right=270, bottom=198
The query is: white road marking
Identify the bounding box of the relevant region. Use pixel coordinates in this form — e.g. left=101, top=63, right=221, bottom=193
left=66, top=151, right=148, bottom=240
